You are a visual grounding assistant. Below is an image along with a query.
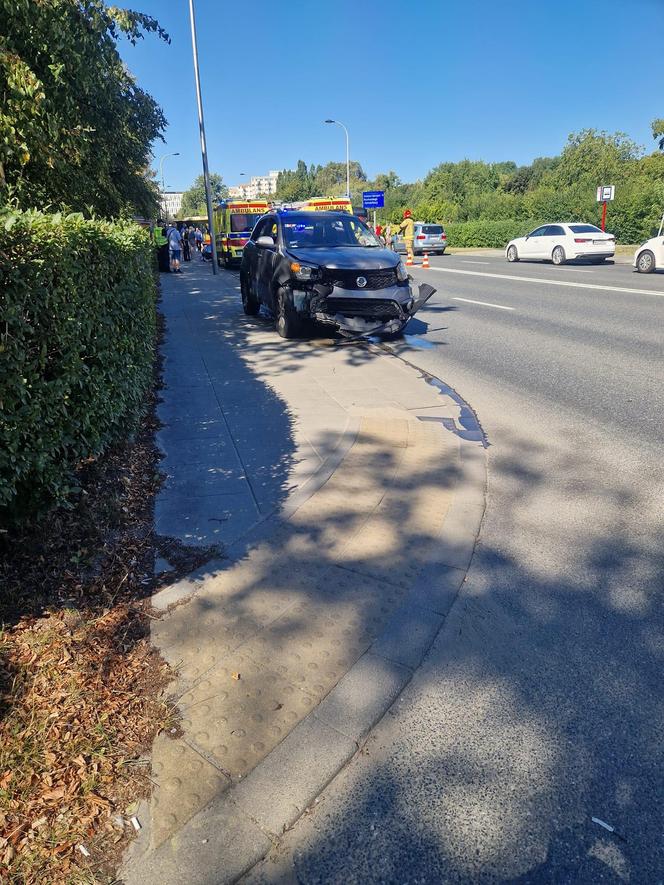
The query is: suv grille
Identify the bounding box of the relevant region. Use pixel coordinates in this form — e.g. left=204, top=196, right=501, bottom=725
left=323, top=268, right=397, bottom=290
left=322, top=298, right=401, bottom=319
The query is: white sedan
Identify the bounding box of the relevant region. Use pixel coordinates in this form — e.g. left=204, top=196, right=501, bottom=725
left=633, top=215, right=664, bottom=273
left=506, top=223, right=616, bottom=265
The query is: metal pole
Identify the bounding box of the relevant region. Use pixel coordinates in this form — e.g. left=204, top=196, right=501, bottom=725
left=373, top=209, right=376, bottom=230
left=324, top=120, right=350, bottom=201
left=601, top=200, right=607, bottom=232
left=188, top=0, right=218, bottom=274
left=344, top=124, right=350, bottom=201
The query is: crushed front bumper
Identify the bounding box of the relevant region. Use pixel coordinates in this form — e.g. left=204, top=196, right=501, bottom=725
left=292, top=282, right=435, bottom=336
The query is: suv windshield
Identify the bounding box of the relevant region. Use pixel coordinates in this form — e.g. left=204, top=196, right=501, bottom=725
left=422, top=225, right=444, bottom=234
left=282, top=214, right=382, bottom=248
left=569, top=224, right=602, bottom=234
left=231, top=213, right=260, bottom=233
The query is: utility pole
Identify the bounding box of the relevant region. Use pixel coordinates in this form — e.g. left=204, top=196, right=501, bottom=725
left=188, top=0, right=218, bottom=273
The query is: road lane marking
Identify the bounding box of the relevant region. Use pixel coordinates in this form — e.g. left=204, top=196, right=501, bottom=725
left=428, top=266, right=664, bottom=297
left=452, top=297, right=514, bottom=311
left=460, top=260, right=491, bottom=264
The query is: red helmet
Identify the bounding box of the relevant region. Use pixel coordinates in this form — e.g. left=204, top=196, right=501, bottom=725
left=403, top=209, right=412, bottom=218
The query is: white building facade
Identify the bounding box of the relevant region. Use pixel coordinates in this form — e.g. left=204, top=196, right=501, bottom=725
left=228, top=170, right=281, bottom=200
left=160, top=191, right=184, bottom=218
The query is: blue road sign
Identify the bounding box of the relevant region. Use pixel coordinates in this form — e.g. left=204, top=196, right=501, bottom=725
left=362, top=190, right=385, bottom=209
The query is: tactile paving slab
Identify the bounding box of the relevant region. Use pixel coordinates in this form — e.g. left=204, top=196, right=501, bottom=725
left=149, top=733, right=229, bottom=848
left=179, top=653, right=317, bottom=778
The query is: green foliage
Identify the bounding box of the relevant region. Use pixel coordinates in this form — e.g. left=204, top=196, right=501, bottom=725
left=0, top=208, right=157, bottom=523
left=371, top=128, right=661, bottom=245
left=278, top=126, right=660, bottom=245
left=373, top=171, right=401, bottom=191
left=445, top=220, right=538, bottom=249
left=550, top=129, right=642, bottom=189
left=653, top=118, right=664, bottom=151
left=0, top=0, right=167, bottom=217
left=275, top=159, right=368, bottom=203
left=180, top=173, right=228, bottom=217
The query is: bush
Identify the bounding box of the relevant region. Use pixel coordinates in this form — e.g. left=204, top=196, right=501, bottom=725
left=0, top=209, right=157, bottom=522
left=445, top=219, right=539, bottom=249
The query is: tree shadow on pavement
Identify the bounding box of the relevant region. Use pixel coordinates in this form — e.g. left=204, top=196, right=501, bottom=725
left=244, top=427, right=664, bottom=885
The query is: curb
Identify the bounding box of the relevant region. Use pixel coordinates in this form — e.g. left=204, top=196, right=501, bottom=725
left=123, top=351, right=487, bottom=885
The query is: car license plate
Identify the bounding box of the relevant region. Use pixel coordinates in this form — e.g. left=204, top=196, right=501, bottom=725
left=593, top=240, right=608, bottom=246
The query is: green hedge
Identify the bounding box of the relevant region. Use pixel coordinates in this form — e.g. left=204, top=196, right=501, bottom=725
left=444, top=220, right=539, bottom=249
left=0, top=209, right=157, bottom=522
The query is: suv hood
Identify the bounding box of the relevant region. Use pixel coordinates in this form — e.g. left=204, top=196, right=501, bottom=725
left=287, top=246, right=399, bottom=270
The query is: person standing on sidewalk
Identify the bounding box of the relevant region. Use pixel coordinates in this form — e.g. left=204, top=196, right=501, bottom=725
left=181, top=224, right=191, bottom=262
left=168, top=224, right=183, bottom=273
left=155, top=220, right=170, bottom=272
left=395, top=209, right=415, bottom=263
left=195, top=227, right=203, bottom=253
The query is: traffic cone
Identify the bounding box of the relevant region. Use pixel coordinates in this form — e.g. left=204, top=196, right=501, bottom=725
left=406, top=253, right=413, bottom=267
left=422, top=252, right=430, bottom=269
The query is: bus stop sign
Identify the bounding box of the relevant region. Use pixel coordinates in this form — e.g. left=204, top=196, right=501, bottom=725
left=363, top=190, right=385, bottom=209
left=596, top=185, right=615, bottom=202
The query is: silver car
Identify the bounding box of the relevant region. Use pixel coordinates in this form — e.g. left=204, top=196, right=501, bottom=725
left=395, top=222, right=447, bottom=255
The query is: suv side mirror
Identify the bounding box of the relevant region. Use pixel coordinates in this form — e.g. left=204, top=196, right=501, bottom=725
left=256, top=235, right=275, bottom=247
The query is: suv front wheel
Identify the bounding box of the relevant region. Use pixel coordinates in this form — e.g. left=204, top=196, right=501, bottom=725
left=275, top=288, right=303, bottom=339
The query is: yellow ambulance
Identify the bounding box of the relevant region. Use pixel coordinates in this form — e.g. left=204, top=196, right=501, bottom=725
left=214, top=200, right=270, bottom=267
left=300, top=197, right=353, bottom=214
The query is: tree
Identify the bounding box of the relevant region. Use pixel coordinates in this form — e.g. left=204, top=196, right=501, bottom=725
left=275, top=159, right=368, bottom=203
left=373, top=171, right=402, bottom=191
left=313, top=161, right=367, bottom=197
left=180, top=173, right=228, bottom=217
left=552, top=130, right=642, bottom=188
left=652, top=118, right=664, bottom=151
left=275, top=160, right=315, bottom=202
left=0, top=0, right=168, bottom=217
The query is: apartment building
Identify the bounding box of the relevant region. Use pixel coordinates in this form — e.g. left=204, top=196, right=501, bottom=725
left=160, top=191, right=184, bottom=218
left=228, top=170, right=281, bottom=200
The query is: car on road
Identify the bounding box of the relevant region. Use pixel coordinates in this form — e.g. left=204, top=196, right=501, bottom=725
left=505, top=223, right=615, bottom=265
left=395, top=222, right=447, bottom=255
left=633, top=214, right=664, bottom=273
left=239, top=210, right=434, bottom=339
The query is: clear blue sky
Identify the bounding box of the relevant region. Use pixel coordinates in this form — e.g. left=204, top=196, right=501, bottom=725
left=117, top=0, right=664, bottom=192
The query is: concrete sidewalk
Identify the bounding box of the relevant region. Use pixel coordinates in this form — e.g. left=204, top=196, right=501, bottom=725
left=122, top=261, right=486, bottom=884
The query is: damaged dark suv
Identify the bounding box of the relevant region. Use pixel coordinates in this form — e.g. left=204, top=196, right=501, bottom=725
left=239, top=210, right=434, bottom=339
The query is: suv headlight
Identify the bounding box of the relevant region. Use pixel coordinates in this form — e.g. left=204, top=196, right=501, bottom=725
left=290, top=261, right=318, bottom=281
left=396, top=261, right=409, bottom=282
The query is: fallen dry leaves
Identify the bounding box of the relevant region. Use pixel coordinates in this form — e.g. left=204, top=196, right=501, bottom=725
left=0, top=606, right=172, bottom=883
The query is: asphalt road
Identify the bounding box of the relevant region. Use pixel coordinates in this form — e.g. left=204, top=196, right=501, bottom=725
left=246, top=254, right=664, bottom=884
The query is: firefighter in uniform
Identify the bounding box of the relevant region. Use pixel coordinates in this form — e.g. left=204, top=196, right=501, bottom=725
left=395, top=209, right=415, bottom=262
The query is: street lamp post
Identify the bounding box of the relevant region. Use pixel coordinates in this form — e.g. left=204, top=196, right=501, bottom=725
left=324, top=119, right=350, bottom=200
left=188, top=0, right=218, bottom=274
left=158, top=152, right=180, bottom=209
